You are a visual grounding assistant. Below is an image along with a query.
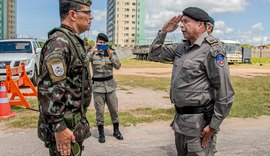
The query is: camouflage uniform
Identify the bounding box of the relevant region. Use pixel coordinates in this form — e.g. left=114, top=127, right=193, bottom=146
left=148, top=31, right=234, bottom=156
left=89, top=49, right=121, bottom=126
left=37, top=24, right=92, bottom=155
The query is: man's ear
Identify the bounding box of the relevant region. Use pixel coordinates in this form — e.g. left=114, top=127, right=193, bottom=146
left=69, top=10, right=77, bottom=22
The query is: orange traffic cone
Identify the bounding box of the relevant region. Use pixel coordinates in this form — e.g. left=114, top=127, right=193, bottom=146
left=0, top=82, right=15, bottom=119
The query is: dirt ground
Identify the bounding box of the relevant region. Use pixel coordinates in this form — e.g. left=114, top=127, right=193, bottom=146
left=106, top=65, right=270, bottom=111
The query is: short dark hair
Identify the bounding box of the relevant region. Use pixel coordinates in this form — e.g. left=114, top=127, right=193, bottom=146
left=59, top=1, right=83, bottom=21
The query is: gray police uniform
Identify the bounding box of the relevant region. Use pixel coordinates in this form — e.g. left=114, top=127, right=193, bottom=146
left=89, top=50, right=121, bottom=126
left=148, top=31, right=234, bottom=156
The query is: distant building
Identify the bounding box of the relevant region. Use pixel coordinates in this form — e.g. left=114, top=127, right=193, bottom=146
left=107, top=0, right=145, bottom=47
left=0, top=0, right=17, bottom=40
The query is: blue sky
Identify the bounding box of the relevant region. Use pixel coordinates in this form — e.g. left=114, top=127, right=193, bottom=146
left=17, top=0, right=270, bottom=46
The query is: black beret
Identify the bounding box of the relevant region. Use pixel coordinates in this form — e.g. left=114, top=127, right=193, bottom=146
left=182, top=7, right=210, bottom=22
left=97, top=33, right=109, bottom=42
left=209, top=16, right=215, bottom=26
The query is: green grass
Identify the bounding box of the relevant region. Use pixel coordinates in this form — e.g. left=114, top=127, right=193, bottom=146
left=251, top=58, right=270, bottom=64
left=120, top=59, right=172, bottom=68
left=1, top=75, right=270, bottom=129
left=86, top=107, right=174, bottom=127
left=230, top=76, right=270, bottom=117
left=115, top=75, right=171, bottom=91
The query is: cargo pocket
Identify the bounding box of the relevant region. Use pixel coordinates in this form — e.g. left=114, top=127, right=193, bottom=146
left=73, top=119, right=91, bottom=142
left=187, top=137, right=204, bottom=154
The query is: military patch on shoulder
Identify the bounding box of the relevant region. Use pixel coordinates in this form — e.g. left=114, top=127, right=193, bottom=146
left=216, top=54, right=225, bottom=67
left=45, top=53, right=66, bottom=83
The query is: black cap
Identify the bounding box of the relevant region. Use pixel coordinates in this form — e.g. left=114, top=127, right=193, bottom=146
left=97, top=33, right=108, bottom=42
left=182, top=7, right=210, bottom=22
left=209, top=16, right=215, bottom=26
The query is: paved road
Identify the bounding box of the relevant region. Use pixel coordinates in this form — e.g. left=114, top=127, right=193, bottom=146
left=0, top=116, right=270, bottom=156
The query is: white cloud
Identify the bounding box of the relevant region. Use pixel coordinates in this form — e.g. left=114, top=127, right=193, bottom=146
left=144, top=0, right=247, bottom=40
left=92, top=9, right=106, bottom=21
left=251, top=23, right=264, bottom=31
left=91, top=30, right=99, bottom=37
left=212, top=20, right=234, bottom=38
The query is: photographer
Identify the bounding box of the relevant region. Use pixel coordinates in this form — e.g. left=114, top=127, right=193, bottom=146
left=89, top=33, right=123, bottom=143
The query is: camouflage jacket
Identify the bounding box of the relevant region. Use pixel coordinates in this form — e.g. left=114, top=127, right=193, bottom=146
left=89, top=50, right=121, bottom=93
left=38, top=25, right=92, bottom=143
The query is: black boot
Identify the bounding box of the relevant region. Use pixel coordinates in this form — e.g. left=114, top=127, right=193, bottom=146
left=98, top=125, right=105, bottom=143
left=113, top=123, right=124, bottom=140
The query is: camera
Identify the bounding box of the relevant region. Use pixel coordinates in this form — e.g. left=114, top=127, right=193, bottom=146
left=97, top=44, right=109, bottom=51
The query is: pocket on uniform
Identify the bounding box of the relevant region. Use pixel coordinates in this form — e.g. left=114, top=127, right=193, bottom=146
left=187, top=136, right=204, bottom=153
left=73, top=119, right=91, bottom=142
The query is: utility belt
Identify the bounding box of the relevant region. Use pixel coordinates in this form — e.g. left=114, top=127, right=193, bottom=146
left=92, top=75, right=113, bottom=82
left=63, top=111, right=82, bottom=130
left=175, top=100, right=215, bottom=122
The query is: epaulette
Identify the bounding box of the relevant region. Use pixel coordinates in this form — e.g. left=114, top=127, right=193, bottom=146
left=205, top=36, right=219, bottom=47
left=205, top=36, right=226, bottom=57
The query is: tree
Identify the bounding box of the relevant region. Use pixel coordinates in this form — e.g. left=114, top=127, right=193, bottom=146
left=240, top=44, right=253, bottom=49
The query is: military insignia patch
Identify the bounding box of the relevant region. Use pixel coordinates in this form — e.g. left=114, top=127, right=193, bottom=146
left=216, top=54, right=225, bottom=67
left=51, top=61, right=64, bottom=76
left=45, top=53, right=66, bottom=83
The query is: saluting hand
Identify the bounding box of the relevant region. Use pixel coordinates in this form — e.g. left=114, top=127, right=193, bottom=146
left=55, top=128, right=75, bottom=156
left=200, top=125, right=215, bottom=149
left=161, top=15, right=182, bottom=34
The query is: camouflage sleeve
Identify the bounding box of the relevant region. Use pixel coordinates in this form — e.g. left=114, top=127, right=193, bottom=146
left=39, top=36, right=69, bottom=132
left=148, top=31, right=176, bottom=62
left=110, top=51, right=121, bottom=70
left=205, top=47, right=235, bottom=130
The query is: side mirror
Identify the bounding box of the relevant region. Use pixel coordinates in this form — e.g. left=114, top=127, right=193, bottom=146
left=36, top=48, right=42, bottom=54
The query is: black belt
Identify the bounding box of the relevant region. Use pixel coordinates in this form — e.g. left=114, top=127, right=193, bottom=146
left=175, top=100, right=214, bottom=114
left=92, top=76, right=113, bottom=81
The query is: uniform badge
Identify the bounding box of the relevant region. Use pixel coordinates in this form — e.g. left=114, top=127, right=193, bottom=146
left=45, top=53, right=66, bottom=83
left=51, top=61, right=64, bottom=76
left=216, top=54, right=225, bottom=67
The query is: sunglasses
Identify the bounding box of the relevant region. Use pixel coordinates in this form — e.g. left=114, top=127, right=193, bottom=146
left=75, top=9, right=91, bottom=15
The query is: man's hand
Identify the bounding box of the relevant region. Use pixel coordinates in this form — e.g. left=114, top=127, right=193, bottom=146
left=55, top=128, right=75, bottom=156
left=107, top=49, right=113, bottom=58
left=161, top=15, right=182, bottom=34
left=200, top=125, right=215, bottom=148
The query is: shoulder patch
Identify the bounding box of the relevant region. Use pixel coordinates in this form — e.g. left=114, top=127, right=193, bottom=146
left=216, top=54, right=225, bottom=67
left=45, top=52, right=66, bottom=83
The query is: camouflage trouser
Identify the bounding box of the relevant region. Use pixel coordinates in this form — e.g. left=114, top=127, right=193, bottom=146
left=174, top=131, right=214, bottom=156
left=46, top=141, right=83, bottom=156
left=93, top=91, right=119, bottom=126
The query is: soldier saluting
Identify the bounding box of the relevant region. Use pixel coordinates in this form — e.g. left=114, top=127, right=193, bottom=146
left=37, top=0, right=93, bottom=156
left=148, top=7, right=234, bottom=156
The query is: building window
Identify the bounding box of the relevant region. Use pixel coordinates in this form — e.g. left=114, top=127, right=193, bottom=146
left=124, top=33, right=129, bottom=37
left=124, top=14, right=129, bottom=18
left=124, top=21, right=129, bottom=24
left=124, top=27, right=129, bottom=30
left=132, top=21, right=135, bottom=24
left=132, top=15, right=135, bottom=18
left=132, top=3, right=136, bottom=5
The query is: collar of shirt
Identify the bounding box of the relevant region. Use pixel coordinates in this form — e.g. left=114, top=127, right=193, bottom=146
left=184, top=31, right=208, bottom=50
